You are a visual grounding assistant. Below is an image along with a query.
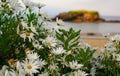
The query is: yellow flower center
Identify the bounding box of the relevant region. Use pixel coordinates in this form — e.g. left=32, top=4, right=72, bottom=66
left=25, top=48, right=30, bottom=54
left=8, top=59, right=15, bottom=65
left=26, top=32, right=30, bottom=36
left=47, top=42, right=51, bottom=46
left=27, top=65, right=32, bottom=69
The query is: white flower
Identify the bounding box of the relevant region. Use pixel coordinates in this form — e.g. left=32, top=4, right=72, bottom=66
left=68, top=60, right=83, bottom=70
left=0, top=2, right=5, bottom=11
left=38, top=72, right=48, bottom=76
left=27, top=52, right=39, bottom=61
left=20, top=32, right=34, bottom=42
left=21, top=21, right=29, bottom=30
left=56, top=18, right=64, bottom=26
left=22, top=58, right=40, bottom=75
left=41, top=12, right=51, bottom=21
left=0, top=65, right=9, bottom=76
left=5, top=70, right=10, bottom=76
left=29, top=22, right=38, bottom=34
left=48, top=62, right=58, bottom=72
left=32, top=40, right=43, bottom=49
left=7, top=0, right=26, bottom=12
left=110, top=34, right=120, bottom=41
left=57, top=56, right=67, bottom=67
left=90, top=66, right=96, bottom=76
left=73, top=70, right=88, bottom=76
left=43, top=36, right=57, bottom=48
left=22, top=0, right=45, bottom=8
left=102, top=33, right=110, bottom=38
left=113, top=53, right=120, bottom=61
left=51, top=24, right=61, bottom=32
left=51, top=47, right=66, bottom=55
left=0, top=65, right=8, bottom=71
left=105, top=42, right=116, bottom=52
left=9, top=69, right=26, bottom=76
left=16, top=61, right=23, bottom=71
left=37, top=59, right=47, bottom=70
left=0, top=69, right=10, bottom=76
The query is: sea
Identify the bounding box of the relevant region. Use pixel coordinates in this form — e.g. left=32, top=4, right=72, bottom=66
left=48, top=16, right=120, bottom=34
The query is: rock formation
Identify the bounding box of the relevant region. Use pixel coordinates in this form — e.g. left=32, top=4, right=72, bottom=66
left=53, top=10, right=105, bottom=22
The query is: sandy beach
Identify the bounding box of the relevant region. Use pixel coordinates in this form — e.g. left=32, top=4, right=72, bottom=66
left=81, top=33, right=109, bottom=47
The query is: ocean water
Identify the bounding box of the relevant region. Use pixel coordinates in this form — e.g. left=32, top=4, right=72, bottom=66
left=101, top=16, right=120, bottom=21
left=48, top=22, right=120, bottom=34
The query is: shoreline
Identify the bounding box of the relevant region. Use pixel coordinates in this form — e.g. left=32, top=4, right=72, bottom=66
left=51, top=20, right=120, bottom=23
left=60, top=19, right=120, bottom=23
left=80, top=33, right=115, bottom=47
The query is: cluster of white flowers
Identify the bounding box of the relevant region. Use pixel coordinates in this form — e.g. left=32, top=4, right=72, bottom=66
left=42, top=36, right=57, bottom=48
left=92, top=34, right=120, bottom=73
left=103, top=34, right=120, bottom=61
left=0, top=0, right=120, bottom=76
left=6, top=0, right=45, bottom=12
left=51, top=47, right=66, bottom=55
left=0, top=51, right=46, bottom=76
left=68, top=60, right=83, bottom=70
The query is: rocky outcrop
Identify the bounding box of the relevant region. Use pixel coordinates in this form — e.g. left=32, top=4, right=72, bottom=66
left=53, top=10, right=105, bottom=22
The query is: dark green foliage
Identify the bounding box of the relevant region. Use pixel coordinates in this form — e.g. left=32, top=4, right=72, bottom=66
left=56, top=28, right=80, bottom=50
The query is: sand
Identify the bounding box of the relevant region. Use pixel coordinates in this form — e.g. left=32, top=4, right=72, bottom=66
left=83, top=39, right=108, bottom=47
left=81, top=33, right=109, bottom=47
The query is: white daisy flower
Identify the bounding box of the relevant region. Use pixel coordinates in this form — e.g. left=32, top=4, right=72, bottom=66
left=51, top=47, right=66, bottom=55
left=32, top=40, right=43, bottom=49
left=9, top=69, right=26, bottom=76
left=113, top=53, right=120, bottom=61
left=110, top=34, right=120, bottom=41
left=22, top=58, right=40, bottom=75
left=43, top=36, right=57, bottom=48
left=37, top=59, right=47, bottom=70
left=105, top=42, right=116, bottom=52
left=7, top=0, right=26, bottom=12
left=20, top=32, right=34, bottom=42
left=5, top=70, right=10, bottom=76
left=56, top=18, right=64, bottom=26
left=73, top=70, right=88, bottom=76
left=41, top=12, right=51, bottom=21
left=48, top=62, right=58, bottom=72
left=0, top=2, right=5, bottom=11
left=68, top=60, right=83, bottom=70
left=102, top=33, right=110, bottom=38
left=38, top=72, right=48, bottom=76
left=90, top=66, right=96, bottom=76
left=22, top=0, right=45, bottom=8
left=16, top=61, right=23, bottom=71
left=0, top=65, right=9, bottom=76
left=29, top=22, right=38, bottom=35
left=26, top=52, right=40, bottom=61
left=21, top=21, right=29, bottom=30
left=52, top=25, right=60, bottom=32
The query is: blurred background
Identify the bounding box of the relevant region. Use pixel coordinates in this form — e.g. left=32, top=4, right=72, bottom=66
left=40, top=0, right=120, bottom=18
left=39, top=0, right=120, bottom=35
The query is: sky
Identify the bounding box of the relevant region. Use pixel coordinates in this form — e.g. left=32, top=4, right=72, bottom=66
left=39, top=0, right=120, bottom=17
